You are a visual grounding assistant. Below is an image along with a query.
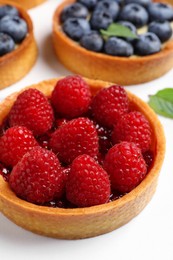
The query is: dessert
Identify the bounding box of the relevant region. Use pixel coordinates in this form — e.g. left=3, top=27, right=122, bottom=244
left=0, top=76, right=165, bottom=239
left=0, top=3, right=37, bottom=89
left=0, top=0, right=47, bottom=9
left=52, top=0, right=173, bottom=85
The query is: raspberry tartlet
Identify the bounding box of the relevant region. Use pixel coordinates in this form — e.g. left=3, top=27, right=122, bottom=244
left=0, top=3, right=37, bottom=89
left=52, top=0, right=173, bottom=85
left=0, top=76, right=165, bottom=239
left=0, top=0, right=46, bottom=9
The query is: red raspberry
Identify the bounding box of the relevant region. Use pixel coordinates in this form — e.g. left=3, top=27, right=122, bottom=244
left=9, top=89, right=54, bottom=136
left=9, top=147, right=65, bottom=204
left=112, top=111, right=151, bottom=152
left=49, top=117, right=99, bottom=164
left=51, top=75, right=91, bottom=119
left=104, top=142, right=147, bottom=193
left=66, top=154, right=110, bottom=207
left=0, top=126, right=39, bottom=167
left=91, top=85, right=129, bottom=128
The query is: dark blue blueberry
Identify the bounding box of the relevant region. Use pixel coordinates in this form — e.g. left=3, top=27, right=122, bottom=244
left=0, top=5, right=19, bottom=19
left=118, top=3, right=149, bottom=28
left=90, top=9, right=113, bottom=30
left=60, top=3, right=88, bottom=23
left=118, top=21, right=137, bottom=42
left=134, top=32, right=161, bottom=55
left=104, top=37, right=134, bottom=56
left=0, top=32, right=15, bottom=56
left=63, top=18, right=90, bottom=41
left=94, top=0, right=120, bottom=20
left=148, top=21, right=172, bottom=43
left=124, top=0, right=151, bottom=7
left=80, top=31, right=103, bottom=52
left=77, top=0, right=98, bottom=10
left=147, top=3, right=173, bottom=22
left=0, top=15, right=28, bottom=43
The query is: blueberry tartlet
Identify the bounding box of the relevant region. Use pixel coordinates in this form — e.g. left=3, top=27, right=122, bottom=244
left=0, top=3, right=37, bottom=89
left=53, top=0, right=173, bottom=85
left=0, top=76, right=165, bottom=239
left=0, top=0, right=47, bottom=9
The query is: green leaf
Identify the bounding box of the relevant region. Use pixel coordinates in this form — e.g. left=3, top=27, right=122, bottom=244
left=148, top=88, right=173, bottom=119
left=100, top=23, right=138, bottom=39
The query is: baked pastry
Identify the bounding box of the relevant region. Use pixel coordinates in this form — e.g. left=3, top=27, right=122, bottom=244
left=0, top=0, right=46, bottom=9
left=0, top=3, right=37, bottom=89
left=0, top=77, right=165, bottom=239
left=52, top=0, right=173, bottom=85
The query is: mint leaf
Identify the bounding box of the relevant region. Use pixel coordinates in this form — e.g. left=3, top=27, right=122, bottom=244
left=100, top=23, right=138, bottom=39
left=148, top=88, right=173, bottom=119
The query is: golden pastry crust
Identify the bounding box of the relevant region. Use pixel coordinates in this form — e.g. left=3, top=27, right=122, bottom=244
left=0, top=2, right=38, bottom=89
left=0, top=77, right=165, bottom=239
left=0, top=0, right=46, bottom=9
left=52, top=0, right=173, bottom=85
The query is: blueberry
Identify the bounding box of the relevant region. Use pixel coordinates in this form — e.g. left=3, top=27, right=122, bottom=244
left=124, top=0, right=151, bottom=7
left=0, top=32, right=15, bottom=56
left=60, top=3, right=88, bottom=23
left=147, top=3, right=173, bottom=22
left=134, top=32, right=161, bottom=55
left=80, top=31, right=103, bottom=52
left=0, top=16, right=28, bottom=43
left=148, top=21, right=172, bottom=43
left=63, top=18, right=90, bottom=41
left=77, top=0, right=98, bottom=10
left=118, top=4, right=149, bottom=28
left=118, top=21, right=137, bottom=42
left=90, top=9, right=113, bottom=30
left=94, top=0, right=120, bottom=20
left=104, top=37, right=134, bottom=56
left=0, top=5, right=19, bottom=19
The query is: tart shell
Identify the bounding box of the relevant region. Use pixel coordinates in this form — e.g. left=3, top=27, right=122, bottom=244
left=0, top=0, right=46, bottom=9
left=0, top=77, right=165, bottom=239
left=0, top=3, right=38, bottom=89
left=52, top=0, right=173, bottom=85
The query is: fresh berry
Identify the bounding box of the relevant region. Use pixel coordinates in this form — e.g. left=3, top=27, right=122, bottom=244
left=95, top=0, right=120, bottom=20
left=78, top=0, right=98, bottom=10
left=9, top=147, right=64, bottom=204
left=49, top=117, right=99, bottom=164
left=124, top=0, right=151, bottom=7
left=66, top=154, right=110, bottom=207
left=143, top=150, right=154, bottom=169
left=94, top=122, right=112, bottom=154
left=119, top=3, right=149, bottom=28
left=0, top=15, right=28, bottom=43
left=0, top=5, right=19, bottom=19
left=112, top=111, right=152, bottom=152
left=63, top=17, right=90, bottom=41
left=60, top=3, right=89, bottom=23
left=148, top=21, right=172, bottom=43
left=0, top=32, right=15, bottom=56
left=51, top=76, right=91, bottom=119
left=134, top=32, right=161, bottom=55
left=9, top=89, right=54, bottom=136
left=90, top=9, right=113, bottom=30
left=147, top=3, right=173, bottom=22
left=80, top=31, right=104, bottom=52
left=104, top=37, right=134, bottom=57
left=104, top=142, right=147, bottom=193
left=0, top=126, right=39, bottom=167
left=91, top=85, right=129, bottom=128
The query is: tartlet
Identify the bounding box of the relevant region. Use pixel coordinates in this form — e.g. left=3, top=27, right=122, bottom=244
left=0, top=3, right=38, bottom=89
left=52, top=0, right=173, bottom=85
left=0, top=0, right=46, bottom=9
left=0, top=77, right=165, bottom=239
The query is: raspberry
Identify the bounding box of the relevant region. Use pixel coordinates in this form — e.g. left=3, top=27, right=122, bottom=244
left=104, top=142, right=147, bottom=193
left=9, top=147, right=65, bottom=204
left=112, top=111, right=151, bottom=152
left=143, top=150, right=154, bottom=170
left=51, top=75, right=91, bottom=119
left=66, top=154, right=110, bottom=207
left=49, top=117, right=99, bottom=164
left=9, top=89, right=54, bottom=136
left=94, top=122, right=112, bottom=154
left=91, top=85, right=129, bottom=128
left=0, top=126, right=38, bottom=167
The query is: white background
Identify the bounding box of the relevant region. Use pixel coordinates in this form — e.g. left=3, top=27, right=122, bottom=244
left=0, top=0, right=173, bottom=259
